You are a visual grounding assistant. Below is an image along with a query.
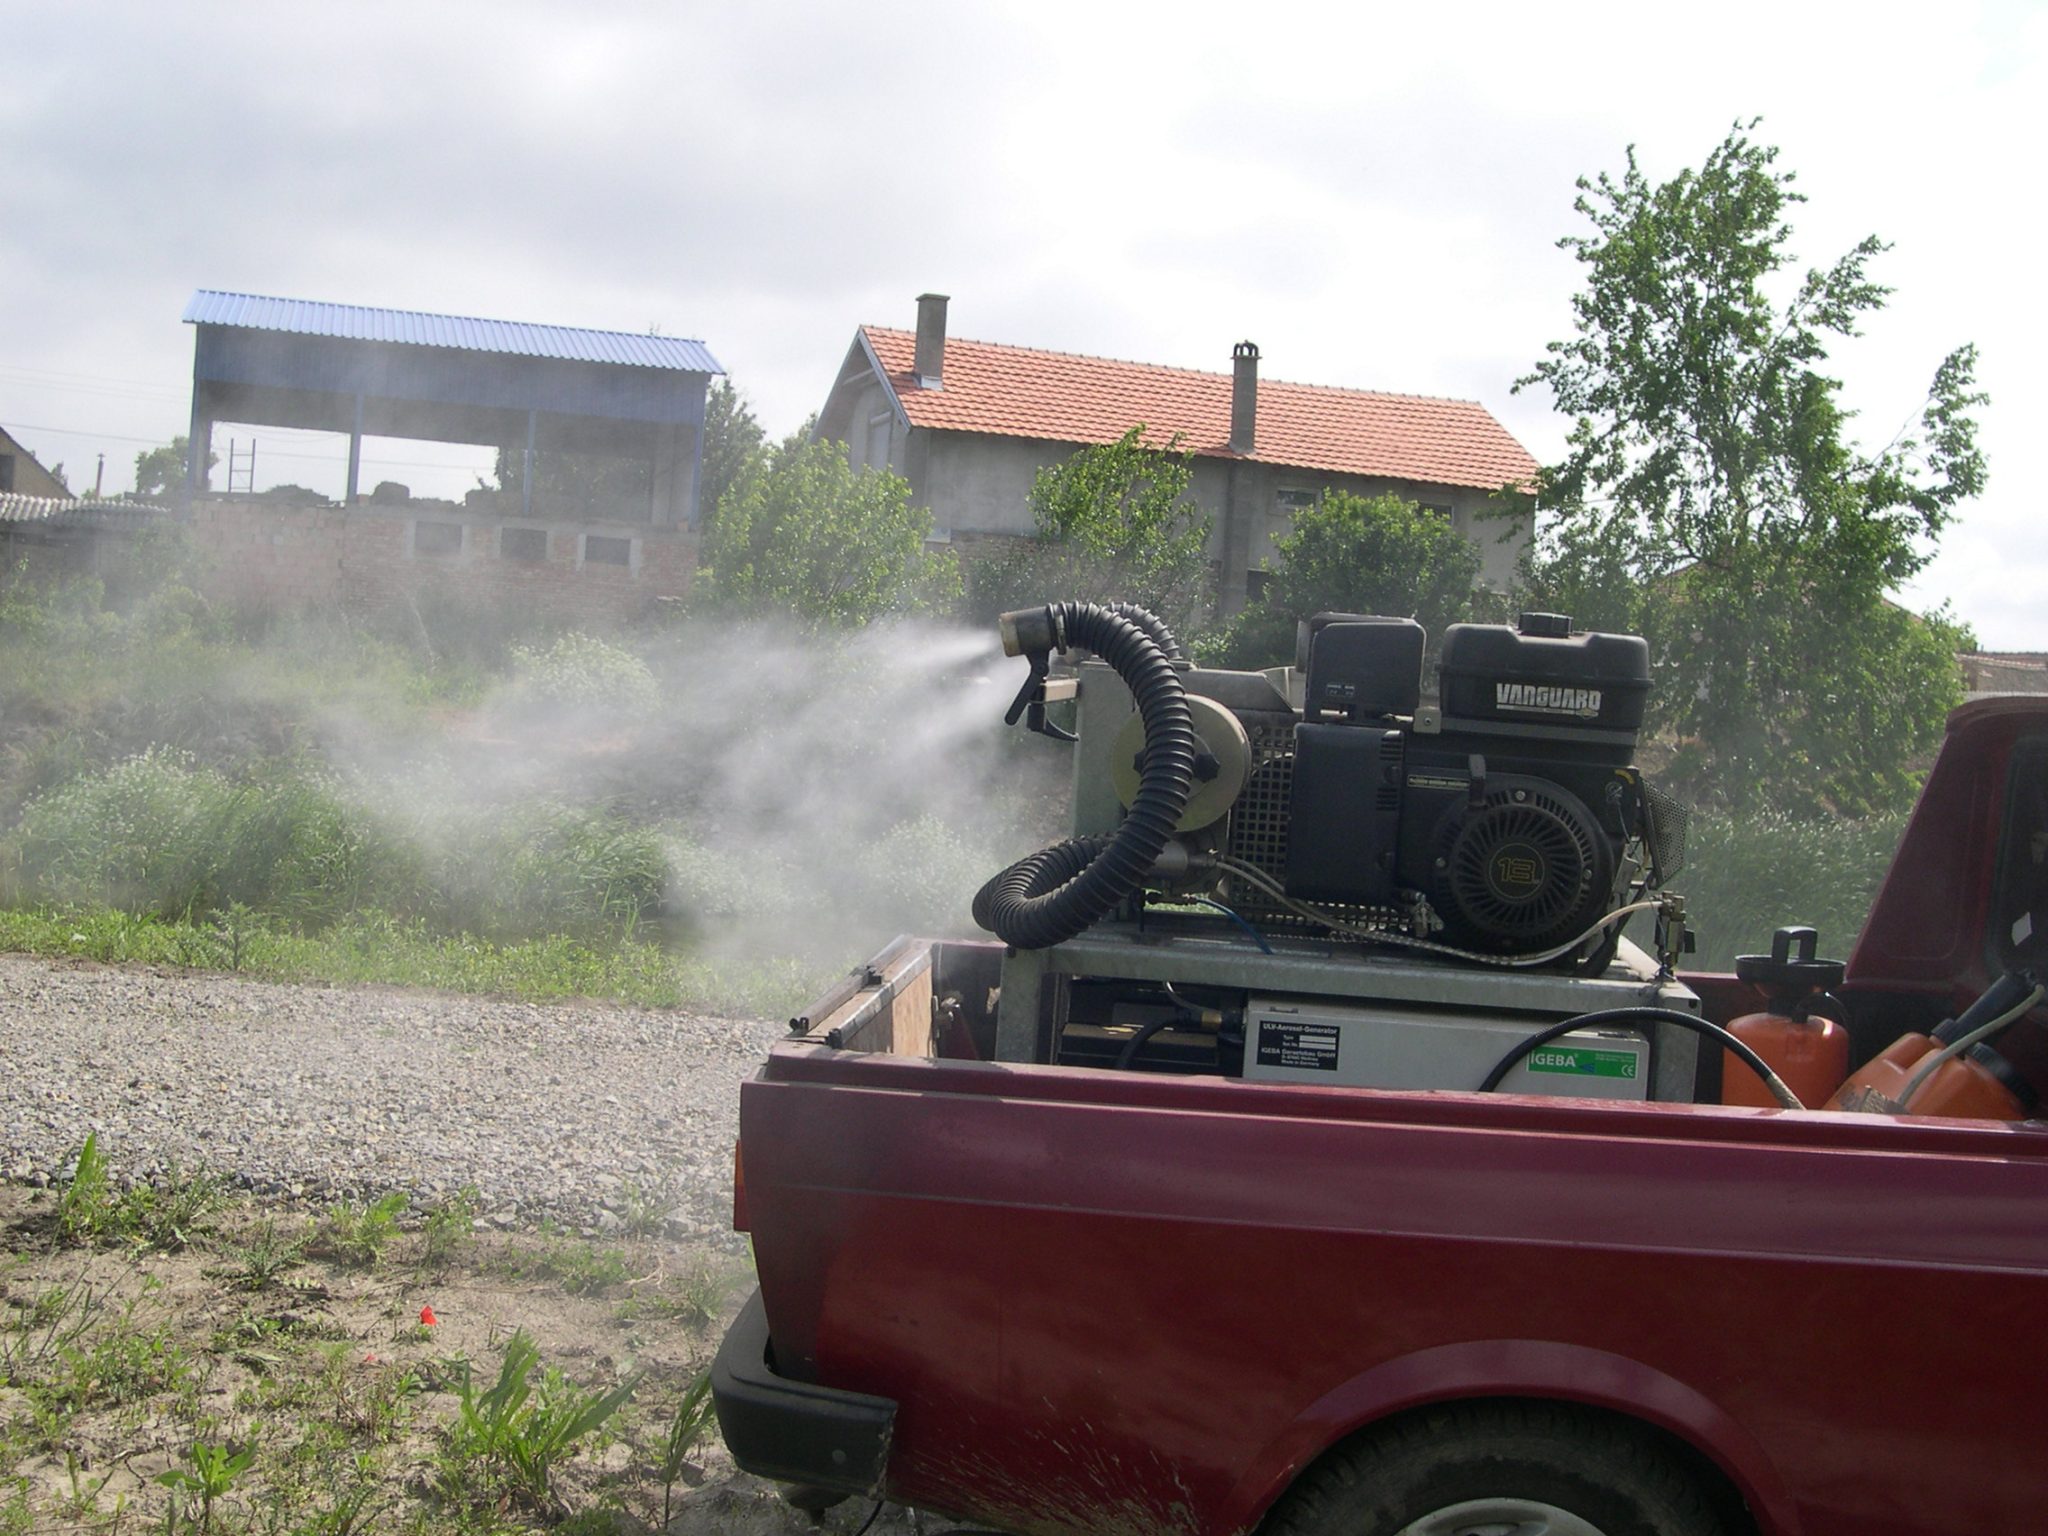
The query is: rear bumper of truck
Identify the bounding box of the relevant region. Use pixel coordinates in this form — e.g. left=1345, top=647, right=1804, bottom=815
left=711, top=1289, right=897, bottom=1498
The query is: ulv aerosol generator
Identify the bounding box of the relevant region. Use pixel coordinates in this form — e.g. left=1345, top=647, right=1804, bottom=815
left=968, top=601, right=1759, bottom=1105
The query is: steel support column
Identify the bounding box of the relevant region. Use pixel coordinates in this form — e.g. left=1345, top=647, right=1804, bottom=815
left=186, top=383, right=213, bottom=494
left=344, top=393, right=364, bottom=504
left=522, top=411, right=537, bottom=519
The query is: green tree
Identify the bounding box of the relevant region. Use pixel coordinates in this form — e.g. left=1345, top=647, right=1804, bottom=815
left=491, top=444, right=650, bottom=513
left=1517, top=123, right=1985, bottom=815
left=699, top=380, right=767, bottom=521
left=700, top=429, right=957, bottom=626
left=968, top=427, right=1212, bottom=639
left=489, top=381, right=767, bottom=524
left=1206, top=491, right=1482, bottom=669
left=134, top=436, right=205, bottom=497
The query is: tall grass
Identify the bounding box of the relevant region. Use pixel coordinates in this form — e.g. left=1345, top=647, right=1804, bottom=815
left=429, top=801, right=669, bottom=940
left=1678, top=809, right=1909, bottom=971
left=5, top=752, right=672, bottom=943
left=0, top=905, right=818, bottom=1016
left=8, top=749, right=417, bottom=925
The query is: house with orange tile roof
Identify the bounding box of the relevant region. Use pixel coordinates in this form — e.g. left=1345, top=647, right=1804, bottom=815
left=818, top=295, right=1537, bottom=614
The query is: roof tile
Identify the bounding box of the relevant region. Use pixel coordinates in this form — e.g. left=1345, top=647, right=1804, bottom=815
left=863, top=327, right=1535, bottom=492
left=0, top=494, right=160, bottom=526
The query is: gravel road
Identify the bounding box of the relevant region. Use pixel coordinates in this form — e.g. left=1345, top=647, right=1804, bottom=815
left=0, top=954, right=781, bottom=1236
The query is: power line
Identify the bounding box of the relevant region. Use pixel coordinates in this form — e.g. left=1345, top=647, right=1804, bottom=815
left=0, top=421, right=170, bottom=446
left=0, top=367, right=188, bottom=403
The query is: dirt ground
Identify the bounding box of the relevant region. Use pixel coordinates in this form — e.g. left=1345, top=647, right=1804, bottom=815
left=0, top=1180, right=914, bottom=1535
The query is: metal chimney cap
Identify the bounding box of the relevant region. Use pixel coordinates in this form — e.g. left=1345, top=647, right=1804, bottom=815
left=1233, top=340, right=1260, bottom=360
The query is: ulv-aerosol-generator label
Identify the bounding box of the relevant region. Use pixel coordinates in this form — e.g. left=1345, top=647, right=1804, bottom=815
left=1255, top=1020, right=1340, bottom=1072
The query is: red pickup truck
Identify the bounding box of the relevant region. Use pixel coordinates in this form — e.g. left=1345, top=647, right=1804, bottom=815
left=715, top=654, right=2048, bottom=1536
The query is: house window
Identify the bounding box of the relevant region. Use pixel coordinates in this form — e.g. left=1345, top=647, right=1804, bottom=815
left=1276, top=488, right=1318, bottom=515
left=412, top=520, right=462, bottom=558
left=583, top=533, right=632, bottom=568
left=500, top=526, right=548, bottom=563
left=1420, top=502, right=1454, bottom=519
left=865, top=411, right=893, bottom=470
left=1245, top=569, right=1273, bottom=601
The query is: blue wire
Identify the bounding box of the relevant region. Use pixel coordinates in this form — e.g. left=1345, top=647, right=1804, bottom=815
left=1184, top=897, right=1274, bottom=954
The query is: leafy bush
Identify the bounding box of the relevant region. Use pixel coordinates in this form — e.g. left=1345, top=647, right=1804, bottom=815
left=968, top=427, right=1212, bottom=640
left=701, top=434, right=958, bottom=626
left=1203, top=490, right=1482, bottom=669
left=503, top=632, right=658, bottom=719
left=428, top=800, right=669, bottom=940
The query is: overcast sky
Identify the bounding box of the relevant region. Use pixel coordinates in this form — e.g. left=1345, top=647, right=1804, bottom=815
left=4, top=1, right=2042, bottom=643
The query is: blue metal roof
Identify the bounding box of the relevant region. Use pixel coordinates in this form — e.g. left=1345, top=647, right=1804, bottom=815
left=182, top=290, right=722, bottom=374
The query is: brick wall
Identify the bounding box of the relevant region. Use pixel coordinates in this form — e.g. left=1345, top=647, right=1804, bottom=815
left=183, top=499, right=696, bottom=622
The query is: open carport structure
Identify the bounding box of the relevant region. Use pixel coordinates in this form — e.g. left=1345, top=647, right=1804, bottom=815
left=181, top=290, right=723, bottom=525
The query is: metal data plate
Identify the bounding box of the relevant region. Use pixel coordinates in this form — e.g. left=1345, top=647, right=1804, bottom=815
left=1243, top=997, right=1651, bottom=1099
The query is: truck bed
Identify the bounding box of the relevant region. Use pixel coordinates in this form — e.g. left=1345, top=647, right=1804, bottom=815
left=736, top=936, right=2048, bottom=1536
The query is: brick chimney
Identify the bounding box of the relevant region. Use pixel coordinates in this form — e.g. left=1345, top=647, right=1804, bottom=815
left=915, top=293, right=949, bottom=389
left=1230, top=341, right=1259, bottom=454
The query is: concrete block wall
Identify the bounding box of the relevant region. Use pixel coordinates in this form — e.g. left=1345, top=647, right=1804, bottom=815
left=183, top=499, right=696, bottom=622
left=0, top=530, right=98, bottom=583
left=185, top=500, right=349, bottom=608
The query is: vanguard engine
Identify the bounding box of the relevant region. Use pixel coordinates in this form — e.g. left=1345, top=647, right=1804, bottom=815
left=982, top=602, right=1685, bottom=967
left=973, top=601, right=1708, bottom=1101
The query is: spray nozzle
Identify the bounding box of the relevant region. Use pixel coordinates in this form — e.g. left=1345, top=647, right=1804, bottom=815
left=998, top=605, right=1060, bottom=660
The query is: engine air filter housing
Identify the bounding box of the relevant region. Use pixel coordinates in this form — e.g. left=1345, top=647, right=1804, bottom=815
left=1439, top=613, right=1650, bottom=742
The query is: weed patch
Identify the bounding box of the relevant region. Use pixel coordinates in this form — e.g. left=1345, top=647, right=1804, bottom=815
left=1, top=1175, right=776, bottom=1534
left=438, top=1330, right=638, bottom=1513
left=498, top=1236, right=633, bottom=1297
left=657, top=1370, right=716, bottom=1530
left=310, top=1192, right=409, bottom=1269
left=218, top=1215, right=310, bottom=1291
left=0, top=1270, right=103, bottom=1385
left=28, top=1281, right=190, bottom=1413
left=156, top=1440, right=255, bottom=1533
left=54, top=1135, right=225, bottom=1252
left=418, top=1187, right=480, bottom=1275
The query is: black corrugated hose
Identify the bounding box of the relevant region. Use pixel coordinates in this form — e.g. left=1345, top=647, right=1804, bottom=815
left=1099, top=600, right=1187, bottom=662
left=973, top=603, right=1196, bottom=950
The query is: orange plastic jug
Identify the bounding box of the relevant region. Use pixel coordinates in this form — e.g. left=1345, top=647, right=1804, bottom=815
left=1723, top=927, right=1850, bottom=1108
left=1829, top=969, right=2043, bottom=1117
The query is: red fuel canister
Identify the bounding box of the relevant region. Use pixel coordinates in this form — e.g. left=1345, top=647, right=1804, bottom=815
left=1884, top=1044, right=2035, bottom=1120
left=1824, top=1031, right=1936, bottom=1112
left=1723, top=926, right=1850, bottom=1108
left=1829, top=968, right=2044, bottom=1117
